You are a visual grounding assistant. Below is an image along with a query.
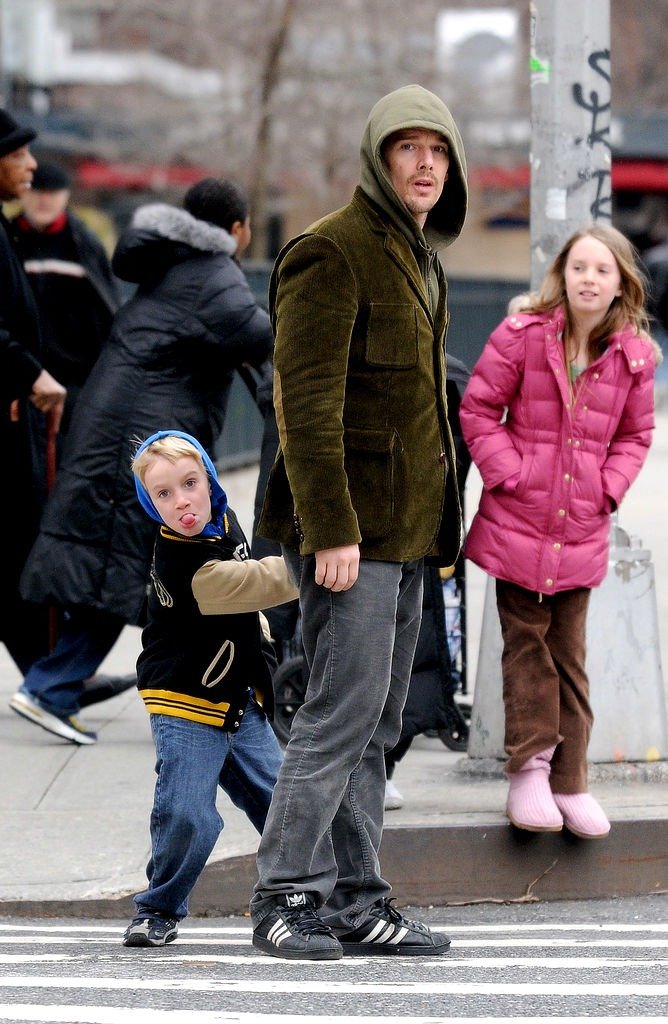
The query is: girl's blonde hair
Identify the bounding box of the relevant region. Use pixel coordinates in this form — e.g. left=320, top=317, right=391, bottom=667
left=132, top=435, right=206, bottom=486
left=530, top=223, right=650, bottom=363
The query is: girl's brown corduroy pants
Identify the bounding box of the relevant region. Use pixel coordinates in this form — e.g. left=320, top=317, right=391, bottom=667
left=495, top=579, right=593, bottom=793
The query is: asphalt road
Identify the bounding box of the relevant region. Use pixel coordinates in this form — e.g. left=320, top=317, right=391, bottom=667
left=0, top=894, right=666, bottom=1022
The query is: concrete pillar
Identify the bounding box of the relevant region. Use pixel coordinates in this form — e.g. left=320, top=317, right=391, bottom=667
left=468, top=528, right=668, bottom=764
left=529, top=0, right=611, bottom=288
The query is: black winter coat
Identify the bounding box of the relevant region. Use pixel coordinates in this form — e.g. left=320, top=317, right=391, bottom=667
left=21, top=204, right=273, bottom=625
left=0, top=212, right=42, bottom=401
left=0, top=210, right=45, bottom=644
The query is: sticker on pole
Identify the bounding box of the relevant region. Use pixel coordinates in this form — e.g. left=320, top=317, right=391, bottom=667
left=546, top=187, right=567, bottom=220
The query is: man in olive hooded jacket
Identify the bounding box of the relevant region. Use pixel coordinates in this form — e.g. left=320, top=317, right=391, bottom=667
left=251, top=85, right=467, bottom=960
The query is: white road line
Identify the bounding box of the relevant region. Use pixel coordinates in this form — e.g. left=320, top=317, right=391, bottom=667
left=0, top=937, right=252, bottom=946
left=455, top=938, right=668, bottom=948
left=2, top=935, right=668, bottom=949
left=1, top=976, right=667, bottom=995
left=1, top=953, right=666, bottom=969
left=0, top=925, right=248, bottom=935
left=440, top=923, right=668, bottom=933
left=1, top=922, right=667, bottom=934
left=2, top=1010, right=657, bottom=1024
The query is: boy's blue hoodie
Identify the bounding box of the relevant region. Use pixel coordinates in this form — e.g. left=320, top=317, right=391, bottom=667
left=133, top=429, right=228, bottom=537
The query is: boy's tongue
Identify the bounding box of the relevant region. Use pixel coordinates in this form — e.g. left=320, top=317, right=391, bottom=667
left=181, top=513, right=197, bottom=529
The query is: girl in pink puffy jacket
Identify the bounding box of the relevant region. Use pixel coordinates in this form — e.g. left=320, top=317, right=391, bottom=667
left=460, top=224, right=658, bottom=839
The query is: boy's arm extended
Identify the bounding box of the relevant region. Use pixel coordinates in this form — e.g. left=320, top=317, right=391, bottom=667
left=191, top=555, right=298, bottom=615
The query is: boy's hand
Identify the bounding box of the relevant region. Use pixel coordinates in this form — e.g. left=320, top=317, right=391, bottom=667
left=314, top=544, right=359, bottom=591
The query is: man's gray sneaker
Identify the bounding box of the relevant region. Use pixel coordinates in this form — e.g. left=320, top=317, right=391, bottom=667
left=123, top=915, right=179, bottom=947
left=253, top=894, right=343, bottom=961
left=335, top=897, right=451, bottom=955
left=9, top=689, right=97, bottom=745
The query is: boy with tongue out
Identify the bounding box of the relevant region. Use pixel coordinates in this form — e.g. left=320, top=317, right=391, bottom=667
left=122, top=429, right=296, bottom=949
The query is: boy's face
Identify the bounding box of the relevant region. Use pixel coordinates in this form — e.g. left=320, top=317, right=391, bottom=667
left=143, top=455, right=212, bottom=537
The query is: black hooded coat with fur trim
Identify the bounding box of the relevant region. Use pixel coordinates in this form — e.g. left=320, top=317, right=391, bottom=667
left=21, top=204, right=273, bottom=625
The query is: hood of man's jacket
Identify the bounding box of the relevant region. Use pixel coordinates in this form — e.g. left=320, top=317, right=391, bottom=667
left=359, top=83, right=467, bottom=253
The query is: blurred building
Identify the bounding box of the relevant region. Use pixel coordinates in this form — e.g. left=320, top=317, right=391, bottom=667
left=1, top=0, right=666, bottom=276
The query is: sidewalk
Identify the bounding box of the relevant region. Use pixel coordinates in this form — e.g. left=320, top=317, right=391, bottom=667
left=1, top=409, right=668, bottom=918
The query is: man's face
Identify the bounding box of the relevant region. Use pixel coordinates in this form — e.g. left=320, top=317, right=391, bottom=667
left=0, top=146, right=37, bottom=201
left=383, top=129, right=449, bottom=227
left=20, top=187, right=70, bottom=230
left=143, top=455, right=212, bottom=538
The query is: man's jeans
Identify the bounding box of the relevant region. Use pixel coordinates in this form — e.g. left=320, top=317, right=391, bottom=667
left=20, top=606, right=125, bottom=716
left=134, top=696, right=283, bottom=921
left=251, top=555, right=423, bottom=931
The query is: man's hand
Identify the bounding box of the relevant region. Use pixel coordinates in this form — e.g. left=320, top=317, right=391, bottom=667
left=314, top=544, right=360, bottom=591
left=29, top=369, right=66, bottom=431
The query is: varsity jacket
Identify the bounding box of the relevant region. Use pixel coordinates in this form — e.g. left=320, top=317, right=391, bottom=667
left=137, top=510, right=297, bottom=730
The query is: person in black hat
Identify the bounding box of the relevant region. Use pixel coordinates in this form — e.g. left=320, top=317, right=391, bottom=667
left=12, top=161, right=120, bottom=441
left=8, top=161, right=134, bottom=712
left=0, top=109, right=67, bottom=676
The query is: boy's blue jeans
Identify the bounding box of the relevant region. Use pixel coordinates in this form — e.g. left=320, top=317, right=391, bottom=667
left=251, top=554, right=423, bottom=932
left=134, top=695, right=283, bottom=921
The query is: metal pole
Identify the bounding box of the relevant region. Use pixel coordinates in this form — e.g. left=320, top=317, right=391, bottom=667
left=529, top=0, right=611, bottom=290
left=0, top=0, right=12, bottom=106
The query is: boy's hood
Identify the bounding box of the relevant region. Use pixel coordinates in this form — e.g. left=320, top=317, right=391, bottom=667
left=133, top=429, right=228, bottom=539
left=359, top=83, right=467, bottom=252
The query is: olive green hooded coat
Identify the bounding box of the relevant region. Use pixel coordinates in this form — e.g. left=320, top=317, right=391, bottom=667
left=258, top=84, right=468, bottom=566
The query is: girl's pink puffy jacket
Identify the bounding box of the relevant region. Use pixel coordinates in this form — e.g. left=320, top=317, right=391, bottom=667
left=459, top=308, right=655, bottom=595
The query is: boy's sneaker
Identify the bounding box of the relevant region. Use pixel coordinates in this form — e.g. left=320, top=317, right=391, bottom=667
left=123, top=915, right=179, bottom=947
left=9, top=689, right=97, bottom=745
left=335, top=898, right=451, bottom=956
left=253, top=894, right=343, bottom=961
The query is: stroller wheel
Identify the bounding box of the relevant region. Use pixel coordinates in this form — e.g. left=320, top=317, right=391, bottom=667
left=438, top=699, right=472, bottom=752
left=271, top=655, right=307, bottom=745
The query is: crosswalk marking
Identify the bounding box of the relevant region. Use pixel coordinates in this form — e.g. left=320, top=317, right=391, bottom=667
left=1, top=976, right=667, bottom=995
left=0, top=953, right=666, bottom=968
left=1, top=921, right=667, bottom=933
left=2, top=1012, right=658, bottom=1024
left=2, top=934, right=668, bottom=949
left=1, top=919, right=665, bottom=1024
left=0, top=1011, right=662, bottom=1024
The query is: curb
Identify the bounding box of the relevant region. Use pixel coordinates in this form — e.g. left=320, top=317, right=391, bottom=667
left=3, top=818, right=666, bottom=919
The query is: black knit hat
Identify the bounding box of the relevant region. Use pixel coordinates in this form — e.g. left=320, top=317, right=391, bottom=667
left=0, top=109, right=36, bottom=159
left=32, top=163, right=70, bottom=191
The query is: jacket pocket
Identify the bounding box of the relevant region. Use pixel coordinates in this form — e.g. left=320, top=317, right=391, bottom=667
left=344, top=426, right=397, bottom=540
left=364, top=303, right=419, bottom=368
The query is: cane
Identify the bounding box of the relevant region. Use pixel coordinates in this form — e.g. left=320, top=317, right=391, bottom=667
left=45, top=410, right=59, bottom=651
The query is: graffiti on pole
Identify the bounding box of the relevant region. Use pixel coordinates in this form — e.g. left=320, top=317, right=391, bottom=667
left=571, top=48, right=612, bottom=223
